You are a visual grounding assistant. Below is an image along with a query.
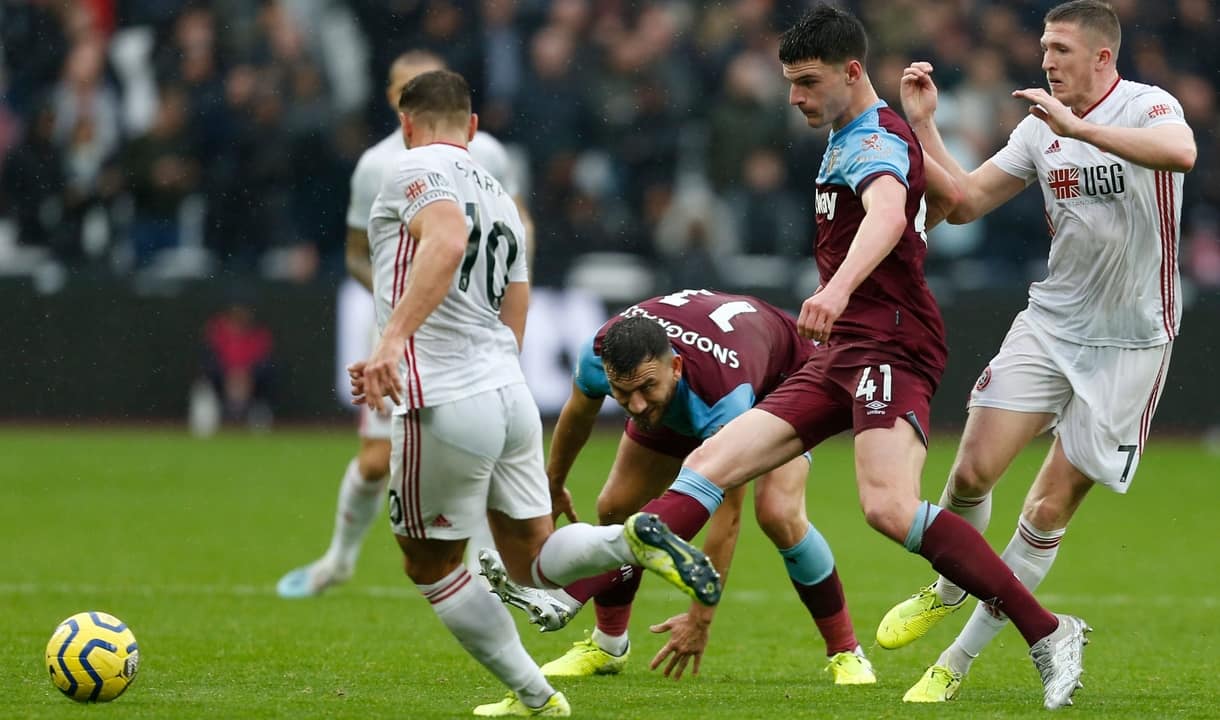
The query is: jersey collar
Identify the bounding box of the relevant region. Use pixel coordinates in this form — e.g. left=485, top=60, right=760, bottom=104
left=829, top=100, right=887, bottom=141
left=1076, top=76, right=1121, bottom=119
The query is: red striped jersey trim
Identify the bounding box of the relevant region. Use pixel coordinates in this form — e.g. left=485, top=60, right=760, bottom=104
left=1155, top=171, right=1177, bottom=339
left=401, top=232, right=425, bottom=408
left=392, top=223, right=407, bottom=305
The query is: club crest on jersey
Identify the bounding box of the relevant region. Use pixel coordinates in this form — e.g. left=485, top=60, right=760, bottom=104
left=824, top=147, right=842, bottom=174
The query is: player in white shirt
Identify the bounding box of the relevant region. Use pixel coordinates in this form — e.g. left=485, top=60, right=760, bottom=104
left=877, top=0, right=1196, bottom=703
left=277, top=51, right=521, bottom=599
left=350, top=69, right=720, bottom=717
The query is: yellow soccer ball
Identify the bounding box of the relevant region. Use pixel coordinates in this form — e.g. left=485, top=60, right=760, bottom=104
left=45, top=611, right=140, bottom=702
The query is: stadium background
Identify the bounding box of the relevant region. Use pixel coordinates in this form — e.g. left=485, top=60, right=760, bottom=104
left=4, top=4, right=1220, bottom=718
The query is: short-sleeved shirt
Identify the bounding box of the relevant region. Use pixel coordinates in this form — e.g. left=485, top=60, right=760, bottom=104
left=574, top=289, right=814, bottom=441
left=813, top=101, right=947, bottom=386
left=347, top=130, right=518, bottom=232
left=367, top=143, right=529, bottom=410
left=990, top=78, right=1188, bottom=348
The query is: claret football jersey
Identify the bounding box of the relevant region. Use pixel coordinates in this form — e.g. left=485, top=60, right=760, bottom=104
left=575, top=289, right=813, bottom=439
left=813, top=100, right=947, bottom=381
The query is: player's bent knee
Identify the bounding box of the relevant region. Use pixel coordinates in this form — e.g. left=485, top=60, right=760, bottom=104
left=357, top=440, right=392, bottom=480
left=396, top=536, right=465, bottom=584
left=595, top=491, right=635, bottom=526
left=755, top=497, right=806, bottom=548
left=861, top=502, right=910, bottom=544
left=949, top=457, right=997, bottom=498
left=1021, top=497, right=1070, bottom=533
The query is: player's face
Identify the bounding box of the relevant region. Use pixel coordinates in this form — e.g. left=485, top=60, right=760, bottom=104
left=606, top=354, right=681, bottom=431
left=784, top=59, right=852, bottom=130
left=1040, top=22, right=1106, bottom=110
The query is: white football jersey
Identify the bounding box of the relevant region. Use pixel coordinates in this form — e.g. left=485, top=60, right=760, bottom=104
left=990, top=79, right=1188, bottom=348
left=347, top=130, right=519, bottom=231
left=367, top=143, right=530, bottom=410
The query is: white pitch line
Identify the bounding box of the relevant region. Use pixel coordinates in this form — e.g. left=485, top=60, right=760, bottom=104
left=0, top=582, right=1213, bottom=609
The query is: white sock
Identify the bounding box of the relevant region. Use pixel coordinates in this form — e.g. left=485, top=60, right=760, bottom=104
left=420, top=566, right=555, bottom=708
left=531, top=523, right=632, bottom=587
left=944, top=515, right=1065, bottom=673
left=933, top=480, right=994, bottom=605
left=592, top=627, right=629, bottom=656
left=463, top=517, right=497, bottom=590
left=323, top=459, right=386, bottom=571
left=548, top=588, right=582, bottom=613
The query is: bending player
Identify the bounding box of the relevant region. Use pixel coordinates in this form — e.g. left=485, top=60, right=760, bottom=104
left=483, top=289, right=875, bottom=684
left=877, top=0, right=1194, bottom=703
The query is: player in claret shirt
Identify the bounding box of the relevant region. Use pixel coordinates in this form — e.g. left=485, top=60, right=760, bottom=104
left=482, top=289, right=875, bottom=684
left=881, top=0, right=1194, bottom=704
left=557, top=4, right=1090, bottom=711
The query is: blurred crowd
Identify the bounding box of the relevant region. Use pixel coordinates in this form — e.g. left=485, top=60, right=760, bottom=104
left=1, top=0, right=1218, bottom=296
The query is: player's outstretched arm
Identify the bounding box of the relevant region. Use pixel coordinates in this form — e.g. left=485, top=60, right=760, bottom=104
left=923, top=153, right=963, bottom=229
left=1013, top=87, right=1197, bottom=173
left=900, top=62, right=963, bottom=180
left=345, top=227, right=375, bottom=291
left=901, top=62, right=1025, bottom=226
left=545, top=383, right=603, bottom=523
left=649, top=483, right=747, bottom=680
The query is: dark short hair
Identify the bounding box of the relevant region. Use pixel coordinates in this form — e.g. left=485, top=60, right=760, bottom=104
left=600, top=316, right=671, bottom=378
left=397, top=69, right=471, bottom=124
left=1045, top=0, right=1121, bottom=55
left=778, top=3, right=868, bottom=67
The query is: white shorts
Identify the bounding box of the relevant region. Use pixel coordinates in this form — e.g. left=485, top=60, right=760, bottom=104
left=388, top=383, right=551, bottom=540
left=969, top=311, right=1172, bottom=493
left=336, top=278, right=393, bottom=440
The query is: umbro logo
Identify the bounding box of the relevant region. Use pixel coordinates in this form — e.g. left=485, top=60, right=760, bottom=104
left=864, top=400, right=888, bottom=412
left=1044, top=140, right=1062, bottom=154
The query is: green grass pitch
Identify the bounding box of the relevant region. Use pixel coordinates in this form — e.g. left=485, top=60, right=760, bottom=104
left=2, top=428, right=1218, bottom=719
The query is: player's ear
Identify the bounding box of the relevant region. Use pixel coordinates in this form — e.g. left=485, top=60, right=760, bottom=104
left=468, top=113, right=478, bottom=142
left=846, top=59, right=863, bottom=84
left=1095, top=46, right=1113, bottom=70
left=671, top=353, right=683, bottom=379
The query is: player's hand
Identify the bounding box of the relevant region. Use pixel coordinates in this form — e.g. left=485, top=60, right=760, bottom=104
left=549, top=481, right=578, bottom=524
left=649, top=612, right=711, bottom=680
left=900, top=61, right=939, bottom=125
left=1012, top=87, right=1082, bottom=138
left=362, top=337, right=405, bottom=414
left=797, top=285, right=849, bottom=343
left=348, top=361, right=368, bottom=405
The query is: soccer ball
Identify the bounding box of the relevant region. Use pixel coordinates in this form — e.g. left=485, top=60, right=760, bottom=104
left=45, top=611, right=140, bottom=702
